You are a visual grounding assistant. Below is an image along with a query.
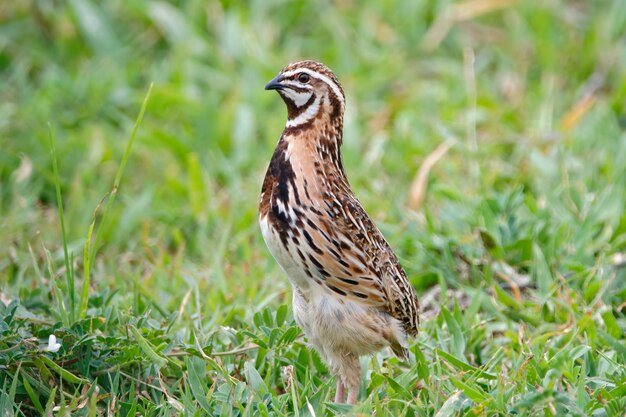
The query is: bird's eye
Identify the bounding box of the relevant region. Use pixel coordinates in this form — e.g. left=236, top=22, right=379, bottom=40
left=298, top=73, right=310, bottom=83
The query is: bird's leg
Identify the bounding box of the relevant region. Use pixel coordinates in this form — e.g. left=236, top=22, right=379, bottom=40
left=347, top=384, right=359, bottom=405
left=338, top=353, right=361, bottom=405
left=334, top=380, right=346, bottom=403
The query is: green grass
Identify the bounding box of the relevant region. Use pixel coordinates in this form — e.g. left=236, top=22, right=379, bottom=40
left=1, top=0, right=626, bottom=415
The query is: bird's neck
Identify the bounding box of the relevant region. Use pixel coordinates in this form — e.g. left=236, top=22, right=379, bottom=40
left=282, top=104, right=345, bottom=178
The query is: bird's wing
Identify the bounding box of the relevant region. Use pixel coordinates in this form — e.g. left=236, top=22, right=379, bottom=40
left=301, top=190, right=420, bottom=336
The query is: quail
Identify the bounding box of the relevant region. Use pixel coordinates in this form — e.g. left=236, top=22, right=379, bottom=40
left=259, top=61, right=419, bottom=404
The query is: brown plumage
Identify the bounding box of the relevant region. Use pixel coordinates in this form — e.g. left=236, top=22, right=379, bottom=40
left=259, top=60, right=419, bottom=404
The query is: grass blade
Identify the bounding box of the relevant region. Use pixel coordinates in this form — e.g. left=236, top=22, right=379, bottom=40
left=129, top=325, right=168, bottom=368
left=48, top=124, right=75, bottom=323
left=43, top=243, right=69, bottom=326
left=79, top=194, right=108, bottom=320
left=21, top=369, right=44, bottom=413
left=441, top=306, right=466, bottom=360
left=435, top=348, right=497, bottom=380
left=89, top=83, right=154, bottom=267
left=185, top=356, right=212, bottom=413
left=36, top=356, right=89, bottom=384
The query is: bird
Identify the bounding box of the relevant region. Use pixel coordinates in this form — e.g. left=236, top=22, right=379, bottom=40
left=259, top=60, right=419, bottom=405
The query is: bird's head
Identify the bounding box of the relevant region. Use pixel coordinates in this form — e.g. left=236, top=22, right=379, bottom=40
left=265, top=60, right=345, bottom=129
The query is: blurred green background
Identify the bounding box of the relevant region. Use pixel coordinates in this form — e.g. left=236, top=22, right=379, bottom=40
left=1, top=0, right=626, bottom=415
left=3, top=0, right=624, bottom=291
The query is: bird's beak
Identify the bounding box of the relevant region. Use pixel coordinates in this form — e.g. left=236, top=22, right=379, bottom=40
left=265, top=74, right=285, bottom=91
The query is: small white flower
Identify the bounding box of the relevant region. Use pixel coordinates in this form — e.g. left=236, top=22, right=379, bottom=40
left=46, top=334, right=61, bottom=353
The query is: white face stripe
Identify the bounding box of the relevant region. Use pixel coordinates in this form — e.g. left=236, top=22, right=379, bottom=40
left=282, top=88, right=313, bottom=107
left=286, top=95, right=321, bottom=127
left=281, top=68, right=345, bottom=106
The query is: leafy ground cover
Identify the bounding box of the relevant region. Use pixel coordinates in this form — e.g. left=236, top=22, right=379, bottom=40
left=1, top=0, right=625, bottom=415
